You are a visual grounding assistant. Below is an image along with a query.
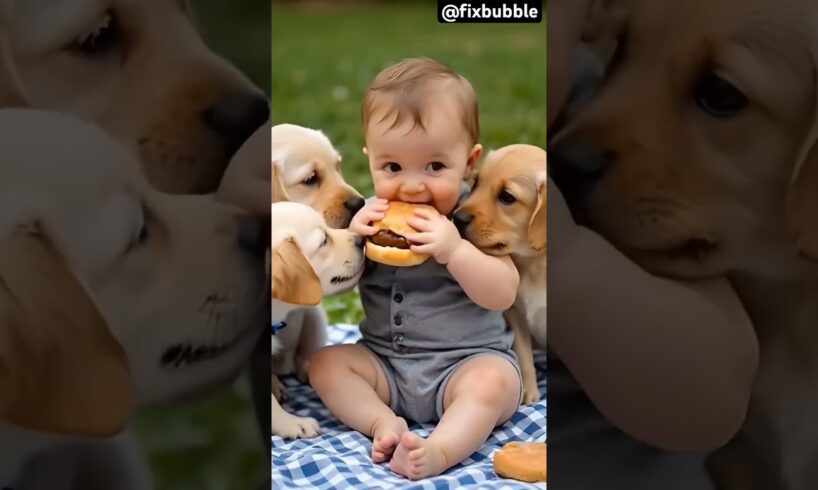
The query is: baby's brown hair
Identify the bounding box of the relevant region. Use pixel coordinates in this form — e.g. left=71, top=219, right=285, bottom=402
left=362, top=57, right=479, bottom=145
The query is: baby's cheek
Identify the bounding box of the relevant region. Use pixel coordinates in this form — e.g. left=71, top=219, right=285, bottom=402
left=371, top=175, right=397, bottom=199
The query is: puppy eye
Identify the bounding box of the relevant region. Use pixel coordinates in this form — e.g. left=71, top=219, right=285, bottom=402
left=498, top=190, right=517, bottom=205
left=303, top=172, right=320, bottom=187
left=321, top=232, right=329, bottom=247
left=605, top=28, right=628, bottom=78
left=694, top=71, right=748, bottom=118
left=126, top=207, right=150, bottom=254
left=385, top=162, right=402, bottom=173
left=70, top=11, right=121, bottom=57
left=136, top=222, right=149, bottom=245
left=426, top=161, right=446, bottom=172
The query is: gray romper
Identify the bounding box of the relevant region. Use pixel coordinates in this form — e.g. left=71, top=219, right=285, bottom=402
left=358, top=255, right=522, bottom=423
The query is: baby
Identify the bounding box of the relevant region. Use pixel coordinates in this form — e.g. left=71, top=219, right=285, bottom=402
left=309, top=58, right=523, bottom=480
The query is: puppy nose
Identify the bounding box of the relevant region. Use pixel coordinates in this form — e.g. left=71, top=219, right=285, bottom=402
left=203, top=92, right=270, bottom=158
left=549, top=134, right=611, bottom=207
left=453, top=211, right=472, bottom=232
left=354, top=235, right=365, bottom=249
left=235, top=214, right=268, bottom=258
left=344, top=196, right=365, bottom=214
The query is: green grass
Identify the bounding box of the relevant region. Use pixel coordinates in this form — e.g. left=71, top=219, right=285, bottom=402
left=271, top=1, right=546, bottom=324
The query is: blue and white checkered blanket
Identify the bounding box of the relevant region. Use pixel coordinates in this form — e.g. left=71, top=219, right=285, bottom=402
left=272, top=323, right=547, bottom=489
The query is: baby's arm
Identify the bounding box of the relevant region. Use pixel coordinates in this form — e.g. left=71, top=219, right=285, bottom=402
left=406, top=207, right=519, bottom=311
left=550, top=182, right=759, bottom=451
left=446, top=241, right=519, bottom=311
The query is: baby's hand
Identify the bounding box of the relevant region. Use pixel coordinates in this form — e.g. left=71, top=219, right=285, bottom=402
left=349, top=198, right=389, bottom=236
left=406, top=207, right=463, bottom=264
left=216, top=123, right=270, bottom=215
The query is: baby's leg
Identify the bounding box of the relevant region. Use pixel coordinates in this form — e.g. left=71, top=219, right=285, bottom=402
left=309, top=344, right=408, bottom=462
left=389, top=355, right=520, bottom=479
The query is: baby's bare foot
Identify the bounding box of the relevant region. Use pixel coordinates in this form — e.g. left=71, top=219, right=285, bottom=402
left=389, top=431, right=448, bottom=480
left=371, top=416, right=408, bottom=463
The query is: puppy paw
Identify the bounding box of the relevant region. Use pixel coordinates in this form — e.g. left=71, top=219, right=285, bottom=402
left=271, top=412, right=321, bottom=439
left=272, top=375, right=286, bottom=402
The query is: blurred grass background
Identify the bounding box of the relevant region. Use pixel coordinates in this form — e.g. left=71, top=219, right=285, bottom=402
left=271, top=0, right=546, bottom=325
left=133, top=2, right=544, bottom=489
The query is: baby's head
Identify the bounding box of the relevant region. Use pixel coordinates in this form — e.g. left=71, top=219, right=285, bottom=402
left=361, top=58, right=482, bottom=216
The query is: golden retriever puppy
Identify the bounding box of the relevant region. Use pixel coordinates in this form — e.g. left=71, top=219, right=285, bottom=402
left=271, top=123, right=364, bottom=228
left=9, top=0, right=268, bottom=194
left=269, top=123, right=364, bottom=389
left=270, top=201, right=365, bottom=438
left=455, top=144, right=547, bottom=405
left=0, top=108, right=268, bottom=486
left=549, top=0, right=818, bottom=487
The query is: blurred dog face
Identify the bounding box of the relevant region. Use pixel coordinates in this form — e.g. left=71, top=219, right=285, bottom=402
left=271, top=124, right=364, bottom=229
left=456, top=145, right=547, bottom=258
left=9, top=0, right=268, bottom=194
left=270, top=202, right=364, bottom=308
left=0, top=110, right=268, bottom=437
left=550, top=0, right=818, bottom=280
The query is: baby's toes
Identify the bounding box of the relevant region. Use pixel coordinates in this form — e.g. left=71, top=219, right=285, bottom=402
left=409, top=447, right=426, bottom=462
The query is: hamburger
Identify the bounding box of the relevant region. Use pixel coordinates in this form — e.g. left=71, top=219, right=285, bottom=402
left=365, top=202, right=434, bottom=267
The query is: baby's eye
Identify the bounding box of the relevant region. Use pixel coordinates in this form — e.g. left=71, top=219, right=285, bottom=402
left=385, top=162, right=402, bottom=173
left=426, top=161, right=446, bottom=172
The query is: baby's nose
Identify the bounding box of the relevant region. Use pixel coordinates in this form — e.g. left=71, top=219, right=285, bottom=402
left=401, top=180, right=426, bottom=193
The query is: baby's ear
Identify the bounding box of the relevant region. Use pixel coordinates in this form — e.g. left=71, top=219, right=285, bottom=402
left=464, top=144, right=483, bottom=183
left=468, top=144, right=483, bottom=165
left=362, top=147, right=368, bottom=156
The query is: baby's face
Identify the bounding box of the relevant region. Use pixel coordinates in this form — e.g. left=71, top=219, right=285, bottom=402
left=364, top=99, right=480, bottom=216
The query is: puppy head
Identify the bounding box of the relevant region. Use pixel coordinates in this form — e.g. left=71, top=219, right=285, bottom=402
left=270, top=202, right=364, bottom=306
left=456, top=145, right=547, bottom=258
left=11, top=0, right=268, bottom=194
left=271, top=124, right=364, bottom=228
left=0, top=111, right=135, bottom=437
left=0, top=108, right=268, bottom=409
left=550, top=0, right=818, bottom=279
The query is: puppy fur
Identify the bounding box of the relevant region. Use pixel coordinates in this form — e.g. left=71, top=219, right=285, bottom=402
left=269, top=123, right=363, bottom=418
left=549, top=0, right=818, bottom=486
left=457, top=144, right=547, bottom=405
left=0, top=109, right=268, bottom=486
left=270, top=201, right=364, bottom=439
left=271, top=123, right=364, bottom=228
left=9, top=0, right=268, bottom=194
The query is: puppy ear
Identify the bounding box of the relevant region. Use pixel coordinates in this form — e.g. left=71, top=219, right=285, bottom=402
left=0, top=224, right=132, bottom=436
left=271, top=238, right=321, bottom=306
left=0, top=1, right=28, bottom=107
left=786, top=61, right=818, bottom=261
left=271, top=162, right=290, bottom=203
left=527, top=172, right=547, bottom=252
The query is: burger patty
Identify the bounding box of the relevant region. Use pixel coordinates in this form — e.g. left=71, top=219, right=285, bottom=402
left=371, top=229, right=410, bottom=249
